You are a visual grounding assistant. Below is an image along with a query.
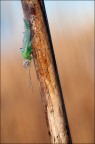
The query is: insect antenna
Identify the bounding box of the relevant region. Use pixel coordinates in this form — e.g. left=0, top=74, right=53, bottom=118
left=28, top=64, right=33, bottom=92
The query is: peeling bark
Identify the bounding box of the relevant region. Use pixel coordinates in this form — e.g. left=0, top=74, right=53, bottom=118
left=21, top=0, right=72, bottom=143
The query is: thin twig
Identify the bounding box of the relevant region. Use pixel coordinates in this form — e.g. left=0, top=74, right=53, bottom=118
left=21, top=0, right=72, bottom=143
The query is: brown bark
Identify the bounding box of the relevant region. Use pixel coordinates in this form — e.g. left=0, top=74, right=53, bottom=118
left=21, top=0, right=72, bottom=143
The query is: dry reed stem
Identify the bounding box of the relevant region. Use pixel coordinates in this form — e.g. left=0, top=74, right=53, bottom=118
left=21, top=0, right=72, bottom=143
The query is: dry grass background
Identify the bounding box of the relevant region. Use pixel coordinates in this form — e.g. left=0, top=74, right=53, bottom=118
left=1, top=1, right=94, bottom=143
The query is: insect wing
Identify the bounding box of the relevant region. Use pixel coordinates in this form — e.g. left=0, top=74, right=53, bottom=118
left=23, top=29, right=30, bottom=51
left=24, top=19, right=30, bottom=30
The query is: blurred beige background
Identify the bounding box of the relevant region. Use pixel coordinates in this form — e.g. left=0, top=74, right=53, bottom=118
left=1, top=1, right=94, bottom=143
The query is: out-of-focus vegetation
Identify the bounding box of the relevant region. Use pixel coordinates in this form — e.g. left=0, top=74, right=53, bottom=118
left=1, top=1, right=94, bottom=143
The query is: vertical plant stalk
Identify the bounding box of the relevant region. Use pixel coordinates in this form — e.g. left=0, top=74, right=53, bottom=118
left=21, top=0, right=72, bottom=143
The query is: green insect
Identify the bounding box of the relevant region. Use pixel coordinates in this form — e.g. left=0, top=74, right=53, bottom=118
left=20, top=18, right=33, bottom=67
left=20, top=18, right=34, bottom=88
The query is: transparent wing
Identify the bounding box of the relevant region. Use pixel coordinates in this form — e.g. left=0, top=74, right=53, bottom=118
left=23, top=29, right=30, bottom=51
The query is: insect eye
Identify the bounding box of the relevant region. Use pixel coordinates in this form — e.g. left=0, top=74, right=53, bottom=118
left=23, top=60, right=31, bottom=68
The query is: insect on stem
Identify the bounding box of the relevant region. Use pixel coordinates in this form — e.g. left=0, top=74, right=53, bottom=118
left=20, top=18, right=33, bottom=90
